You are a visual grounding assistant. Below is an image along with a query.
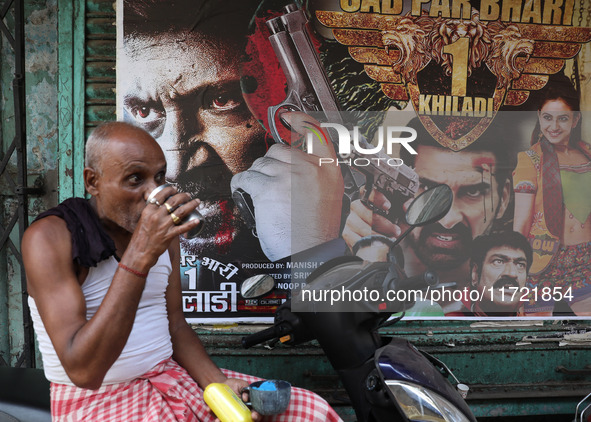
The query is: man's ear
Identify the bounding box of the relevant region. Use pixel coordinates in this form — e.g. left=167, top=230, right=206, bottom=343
left=495, top=179, right=511, bottom=219
left=84, top=167, right=99, bottom=196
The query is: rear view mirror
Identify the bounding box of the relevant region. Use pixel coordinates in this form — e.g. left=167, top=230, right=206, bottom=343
left=241, top=274, right=275, bottom=298
left=405, top=185, right=453, bottom=227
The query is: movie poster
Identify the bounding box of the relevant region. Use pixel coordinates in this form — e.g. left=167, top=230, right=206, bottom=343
left=117, top=0, right=591, bottom=321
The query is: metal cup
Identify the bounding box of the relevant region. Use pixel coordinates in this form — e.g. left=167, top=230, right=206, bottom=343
left=147, top=184, right=203, bottom=238
left=244, top=380, right=291, bottom=415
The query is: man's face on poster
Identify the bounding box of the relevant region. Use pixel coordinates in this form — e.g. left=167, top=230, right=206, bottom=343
left=120, top=30, right=267, bottom=255
left=471, top=245, right=528, bottom=313
left=408, top=145, right=509, bottom=270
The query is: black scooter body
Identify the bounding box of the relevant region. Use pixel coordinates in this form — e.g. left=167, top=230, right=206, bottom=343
left=243, top=184, right=476, bottom=421
left=279, top=298, right=476, bottom=421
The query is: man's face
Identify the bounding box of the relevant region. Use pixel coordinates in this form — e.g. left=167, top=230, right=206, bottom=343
left=120, top=31, right=267, bottom=255
left=472, top=246, right=528, bottom=312
left=87, top=127, right=167, bottom=235
left=408, top=145, right=509, bottom=270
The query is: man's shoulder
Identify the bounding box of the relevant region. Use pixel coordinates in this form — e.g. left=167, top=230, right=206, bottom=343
left=22, top=217, right=74, bottom=283
left=25, top=198, right=85, bottom=247
left=33, top=198, right=90, bottom=223
left=23, top=215, right=72, bottom=252
left=26, top=197, right=116, bottom=268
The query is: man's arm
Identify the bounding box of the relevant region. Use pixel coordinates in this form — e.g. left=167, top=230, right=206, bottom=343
left=23, top=193, right=200, bottom=390
left=165, top=238, right=263, bottom=421
left=230, top=112, right=344, bottom=261
left=165, top=237, right=227, bottom=387
left=23, top=217, right=149, bottom=389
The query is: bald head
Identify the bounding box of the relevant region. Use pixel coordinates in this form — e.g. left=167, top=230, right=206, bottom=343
left=85, top=121, right=159, bottom=172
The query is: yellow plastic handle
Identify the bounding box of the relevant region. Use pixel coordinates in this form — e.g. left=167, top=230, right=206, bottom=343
left=203, top=383, right=253, bottom=422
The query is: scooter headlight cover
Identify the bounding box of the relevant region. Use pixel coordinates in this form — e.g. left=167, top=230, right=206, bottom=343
left=385, top=380, right=471, bottom=422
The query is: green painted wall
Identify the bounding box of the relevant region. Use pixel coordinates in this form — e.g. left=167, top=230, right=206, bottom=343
left=1, top=0, right=60, bottom=368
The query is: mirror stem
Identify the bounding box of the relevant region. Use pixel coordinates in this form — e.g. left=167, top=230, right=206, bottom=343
left=389, top=225, right=414, bottom=252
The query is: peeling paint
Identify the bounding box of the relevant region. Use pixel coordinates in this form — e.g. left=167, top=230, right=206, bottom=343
left=7, top=253, right=25, bottom=364
left=1, top=0, right=59, bottom=367
left=28, top=77, right=58, bottom=170
left=25, top=2, right=57, bottom=76
left=25, top=0, right=58, bottom=175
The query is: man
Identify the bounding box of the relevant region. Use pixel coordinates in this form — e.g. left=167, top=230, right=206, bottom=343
left=342, top=118, right=514, bottom=313
left=118, top=0, right=344, bottom=283
left=462, top=231, right=533, bottom=316
left=21, top=122, right=342, bottom=421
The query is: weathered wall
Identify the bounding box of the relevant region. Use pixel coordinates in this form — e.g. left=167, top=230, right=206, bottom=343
left=0, top=0, right=58, bottom=367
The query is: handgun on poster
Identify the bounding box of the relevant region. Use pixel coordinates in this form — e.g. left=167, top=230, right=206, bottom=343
left=265, top=4, right=419, bottom=223
left=265, top=4, right=343, bottom=141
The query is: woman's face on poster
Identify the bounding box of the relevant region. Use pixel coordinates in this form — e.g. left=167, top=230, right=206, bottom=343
left=538, top=99, right=580, bottom=146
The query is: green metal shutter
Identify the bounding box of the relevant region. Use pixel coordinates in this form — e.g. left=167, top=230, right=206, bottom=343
left=85, top=0, right=116, bottom=133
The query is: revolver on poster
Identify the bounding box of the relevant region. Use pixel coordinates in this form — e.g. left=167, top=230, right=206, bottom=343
left=349, top=142, right=420, bottom=223
left=265, top=3, right=343, bottom=143
left=232, top=3, right=344, bottom=233
left=267, top=4, right=420, bottom=222
left=232, top=4, right=420, bottom=231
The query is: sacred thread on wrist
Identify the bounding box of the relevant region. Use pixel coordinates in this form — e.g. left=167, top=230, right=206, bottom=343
left=118, top=262, right=148, bottom=279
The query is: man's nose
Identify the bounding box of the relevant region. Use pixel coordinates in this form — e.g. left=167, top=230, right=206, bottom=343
left=502, top=262, right=519, bottom=277
left=437, top=200, right=463, bottom=229
left=159, top=111, right=201, bottom=181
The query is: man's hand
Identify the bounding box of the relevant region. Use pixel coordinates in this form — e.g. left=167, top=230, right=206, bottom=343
left=342, top=188, right=404, bottom=252
left=222, top=378, right=262, bottom=422
left=231, top=112, right=344, bottom=261
left=127, top=184, right=202, bottom=269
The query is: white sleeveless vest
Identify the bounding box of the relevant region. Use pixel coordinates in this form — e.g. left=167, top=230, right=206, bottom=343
left=29, top=252, right=173, bottom=385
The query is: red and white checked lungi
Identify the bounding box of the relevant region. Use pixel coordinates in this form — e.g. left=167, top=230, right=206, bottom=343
left=50, top=358, right=343, bottom=421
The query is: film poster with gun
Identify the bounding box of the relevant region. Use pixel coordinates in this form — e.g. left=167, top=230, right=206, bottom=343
left=117, top=0, right=591, bottom=321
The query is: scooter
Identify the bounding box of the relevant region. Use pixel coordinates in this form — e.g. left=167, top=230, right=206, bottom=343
left=241, top=184, right=477, bottom=422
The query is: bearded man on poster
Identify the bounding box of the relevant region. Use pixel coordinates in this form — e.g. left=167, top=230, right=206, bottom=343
left=342, top=119, right=515, bottom=314
left=118, top=0, right=345, bottom=293
left=449, top=231, right=533, bottom=317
